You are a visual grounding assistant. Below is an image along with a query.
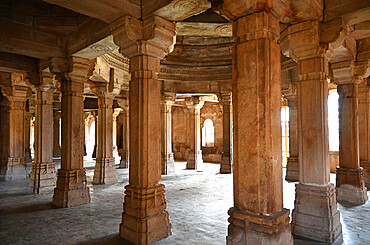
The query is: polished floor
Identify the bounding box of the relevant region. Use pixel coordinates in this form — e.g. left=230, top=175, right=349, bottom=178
left=0, top=159, right=369, bottom=245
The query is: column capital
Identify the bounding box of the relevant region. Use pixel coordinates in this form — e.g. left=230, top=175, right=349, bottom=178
left=185, top=96, right=204, bottom=109
left=280, top=19, right=347, bottom=62
left=212, top=0, right=291, bottom=21
left=110, top=15, right=176, bottom=59
left=162, top=92, right=176, bottom=103
left=331, top=60, right=370, bottom=85
left=219, top=92, right=232, bottom=106
left=117, top=98, right=129, bottom=111
left=29, top=72, right=57, bottom=93
left=1, top=73, right=32, bottom=102
left=49, top=57, right=91, bottom=84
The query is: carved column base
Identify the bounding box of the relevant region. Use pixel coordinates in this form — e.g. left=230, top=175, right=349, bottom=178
left=161, top=153, right=175, bottom=175
left=2, top=157, right=27, bottom=181
left=336, top=167, right=368, bottom=205
left=52, top=169, right=90, bottom=208
left=292, top=183, right=342, bottom=243
left=227, top=207, right=292, bottom=245
left=118, top=149, right=129, bottom=169
left=120, top=184, right=171, bottom=244
left=285, top=157, right=299, bottom=182
left=29, top=162, right=56, bottom=193
left=360, top=161, right=370, bottom=188
left=186, top=150, right=203, bottom=169
left=220, top=153, right=233, bottom=174
left=93, top=157, right=118, bottom=184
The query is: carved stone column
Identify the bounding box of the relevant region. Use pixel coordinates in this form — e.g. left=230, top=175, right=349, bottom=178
left=332, top=61, right=369, bottom=205
left=217, top=11, right=292, bottom=244
left=281, top=21, right=342, bottom=242
left=0, top=91, right=10, bottom=179
left=285, top=93, right=299, bottom=182
left=118, top=99, right=129, bottom=168
left=185, top=96, right=204, bottom=170
left=359, top=78, right=370, bottom=187
left=111, top=15, right=175, bottom=244
left=29, top=73, right=57, bottom=194
left=219, top=92, right=232, bottom=174
left=51, top=57, right=91, bottom=208
left=1, top=73, right=31, bottom=181
left=91, top=82, right=118, bottom=184
left=161, top=93, right=175, bottom=175
left=92, top=110, right=98, bottom=158
left=53, top=111, right=61, bottom=158
left=25, top=112, right=32, bottom=163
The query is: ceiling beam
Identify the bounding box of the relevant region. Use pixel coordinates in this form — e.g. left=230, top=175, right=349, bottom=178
left=0, top=52, right=38, bottom=73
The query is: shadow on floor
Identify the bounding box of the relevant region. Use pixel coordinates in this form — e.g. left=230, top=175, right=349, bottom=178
left=294, top=234, right=343, bottom=245
left=0, top=202, right=55, bottom=215
left=78, top=235, right=134, bottom=245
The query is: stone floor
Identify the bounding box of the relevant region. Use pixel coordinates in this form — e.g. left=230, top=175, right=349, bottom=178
left=0, top=159, right=369, bottom=245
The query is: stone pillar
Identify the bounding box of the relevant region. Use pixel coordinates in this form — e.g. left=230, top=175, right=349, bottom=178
left=51, top=57, right=91, bottom=208
left=25, top=112, right=32, bottom=163
left=92, top=110, right=98, bottom=158
left=359, top=78, right=370, bottom=187
left=0, top=92, right=10, bottom=179
left=29, top=73, right=57, bottom=194
left=219, top=92, right=232, bottom=174
left=185, top=96, right=204, bottom=170
left=91, top=82, right=118, bottom=184
left=53, top=111, right=61, bottom=158
left=217, top=11, right=292, bottom=244
left=332, top=61, right=368, bottom=205
left=161, top=93, right=175, bottom=175
left=1, top=73, right=31, bottom=181
left=285, top=93, right=299, bottom=182
left=118, top=99, right=129, bottom=169
left=281, top=21, right=342, bottom=242
left=111, top=15, right=175, bottom=244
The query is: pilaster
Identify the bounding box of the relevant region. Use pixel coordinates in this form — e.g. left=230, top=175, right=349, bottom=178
left=185, top=96, right=204, bottom=170
left=332, top=60, right=369, bottom=205
left=359, top=77, right=370, bottom=187
left=281, top=20, right=342, bottom=242
left=219, top=92, right=233, bottom=174
left=111, top=14, right=175, bottom=244
left=1, top=73, right=32, bottom=181
left=161, top=93, right=175, bottom=175
left=25, top=112, right=32, bottom=163
left=51, top=57, right=91, bottom=208
left=0, top=92, right=10, bottom=179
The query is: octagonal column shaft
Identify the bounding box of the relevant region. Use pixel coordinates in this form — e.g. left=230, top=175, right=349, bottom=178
left=186, top=97, right=204, bottom=170
left=359, top=79, right=370, bottom=187
left=111, top=15, right=175, bottom=244
left=52, top=57, right=91, bottom=208
left=226, top=11, right=292, bottom=244
left=285, top=94, right=299, bottom=181
left=30, top=73, right=57, bottom=194
left=219, top=93, right=233, bottom=174
left=118, top=107, right=129, bottom=169
left=161, top=93, right=175, bottom=174
left=93, top=96, right=117, bottom=184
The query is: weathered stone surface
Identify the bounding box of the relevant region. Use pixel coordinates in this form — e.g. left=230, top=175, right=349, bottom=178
left=117, top=99, right=129, bottom=169
left=285, top=94, right=299, bottom=182
left=111, top=14, right=175, bottom=244
left=53, top=111, right=61, bottom=158
left=292, top=183, right=342, bottom=242
left=219, top=93, right=232, bottom=174
left=186, top=96, right=204, bottom=170
left=51, top=57, right=91, bottom=208
left=161, top=93, right=175, bottom=175
left=0, top=93, right=10, bottom=179
left=336, top=167, right=368, bottom=205
left=29, top=72, right=57, bottom=194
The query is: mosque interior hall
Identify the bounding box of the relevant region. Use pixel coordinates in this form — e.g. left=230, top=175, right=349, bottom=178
left=0, top=0, right=370, bottom=244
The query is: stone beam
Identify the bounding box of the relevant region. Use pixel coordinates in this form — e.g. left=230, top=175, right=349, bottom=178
left=325, top=0, right=370, bottom=23
left=176, top=22, right=232, bottom=37
left=162, top=80, right=231, bottom=94
left=155, top=0, right=211, bottom=21
left=66, top=18, right=117, bottom=58
left=42, top=0, right=141, bottom=23
left=0, top=52, right=38, bottom=73
left=0, top=20, right=65, bottom=59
